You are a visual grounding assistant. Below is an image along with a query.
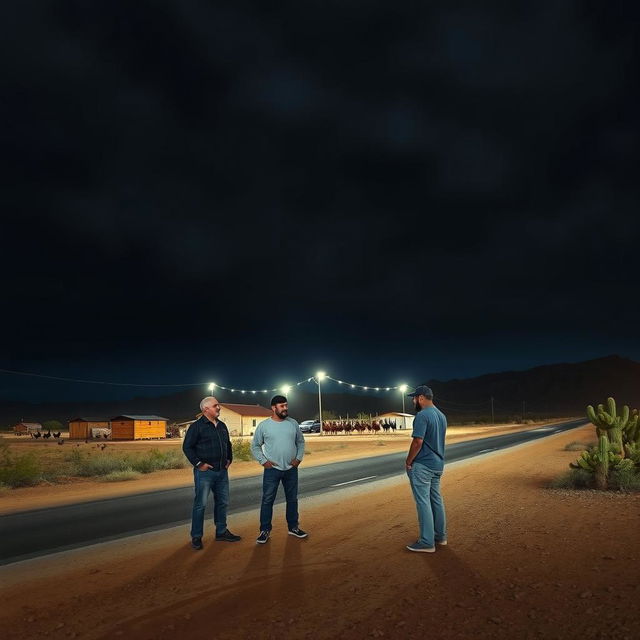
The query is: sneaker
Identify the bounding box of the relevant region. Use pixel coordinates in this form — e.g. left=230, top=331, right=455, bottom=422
left=215, top=529, right=241, bottom=542
left=436, top=539, right=448, bottom=546
left=256, top=530, right=270, bottom=544
left=191, top=537, right=203, bottom=550
left=406, top=542, right=436, bottom=553
left=288, top=527, right=308, bottom=539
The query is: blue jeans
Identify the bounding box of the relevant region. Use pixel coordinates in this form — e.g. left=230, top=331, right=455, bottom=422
left=260, top=466, right=299, bottom=531
left=407, top=463, right=446, bottom=547
left=190, top=468, right=229, bottom=538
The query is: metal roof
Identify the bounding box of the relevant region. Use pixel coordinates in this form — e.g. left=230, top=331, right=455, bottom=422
left=220, top=403, right=272, bottom=417
left=110, top=415, right=169, bottom=421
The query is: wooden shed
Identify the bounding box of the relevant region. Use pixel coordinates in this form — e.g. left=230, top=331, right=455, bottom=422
left=68, top=417, right=111, bottom=439
left=13, top=422, right=43, bottom=436
left=110, top=415, right=168, bottom=440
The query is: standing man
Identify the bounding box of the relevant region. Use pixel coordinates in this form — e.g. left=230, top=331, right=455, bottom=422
left=182, top=396, right=241, bottom=549
left=404, top=385, right=447, bottom=553
left=251, top=395, right=307, bottom=544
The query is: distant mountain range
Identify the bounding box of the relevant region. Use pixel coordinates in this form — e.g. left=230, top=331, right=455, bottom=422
left=2, top=355, right=639, bottom=427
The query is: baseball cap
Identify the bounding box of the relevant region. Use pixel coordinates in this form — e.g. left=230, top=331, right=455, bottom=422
left=407, top=385, right=433, bottom=398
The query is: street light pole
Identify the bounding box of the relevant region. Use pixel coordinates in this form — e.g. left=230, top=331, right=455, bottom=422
left=399, top=384, right=408, bottom=429
left=316, top=371, right=326, bottom=435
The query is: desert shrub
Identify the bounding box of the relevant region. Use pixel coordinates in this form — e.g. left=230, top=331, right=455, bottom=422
left=99, top=469, right=142, bottom=482
left=131, top=449, right=187, bottom=474
left=564, top=441, right=594, bottom=451
left=609, top=466, right=640, bottom=492
left=69, top=451, right=132, bottom=476
left=67, top=448, right=188, bottom=477
left=549, top=468, right=595, bottom=489
left=0, top=442, right=46, bottom=487
left=375, top=440, right=387, bottom=446
left=232, top=438, right=253, bottom=461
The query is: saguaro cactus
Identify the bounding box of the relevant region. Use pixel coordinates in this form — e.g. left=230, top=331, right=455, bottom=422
left=586, top=397, right=635, bottom=456
left=594, top=435, right=609, bottom=490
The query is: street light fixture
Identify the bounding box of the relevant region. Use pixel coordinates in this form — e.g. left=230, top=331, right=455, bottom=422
left=208, top=383, right=215, bottom=395
left=315, top=371, right=326, bottom=435
left=281, top=384, right=292, bottom=394
left=399, top=384, right=408, bottom=429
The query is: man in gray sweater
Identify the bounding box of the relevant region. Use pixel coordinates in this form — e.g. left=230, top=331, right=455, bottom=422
left=251, top=394, right=307, bottom=544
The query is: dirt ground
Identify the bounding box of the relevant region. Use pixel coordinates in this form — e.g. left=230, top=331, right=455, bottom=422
left=1, top=423, right=639, bottom=640
left=0, top=420, right=566, bottom=514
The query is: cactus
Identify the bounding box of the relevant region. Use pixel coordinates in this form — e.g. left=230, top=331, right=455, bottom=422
left=569, top=434, right=633, bottom=488
left=585, top=397, right=640, bottom=456
left=594, top=435, right=609, bottom=490
left=623, top=441, right=640, bottom=465
left=624, top=410, right=640, bottom=444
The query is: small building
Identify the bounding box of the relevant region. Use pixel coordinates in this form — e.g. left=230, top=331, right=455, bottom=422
left=179, top=404, right=272, bottom=437
left=374, top=412, right=414, bottom=429
left=68, top=417, right=111, bottom=440
left=12, top=422, right=43, bottom=436
left=174, top=421, right=195, bottom=438
left=219, top=403, right=272, bottom=436
left=110, top=415, right=168, bottom=440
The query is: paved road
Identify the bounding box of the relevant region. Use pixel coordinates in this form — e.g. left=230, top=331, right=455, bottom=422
left=0, top=419, right=586, bottom=565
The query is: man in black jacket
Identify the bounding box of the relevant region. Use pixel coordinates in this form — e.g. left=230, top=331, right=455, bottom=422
left=182, top=396, right=241, bottom=549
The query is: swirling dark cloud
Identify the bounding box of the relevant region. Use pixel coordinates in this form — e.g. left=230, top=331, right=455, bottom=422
left=1, top=1, right=638, bottom=398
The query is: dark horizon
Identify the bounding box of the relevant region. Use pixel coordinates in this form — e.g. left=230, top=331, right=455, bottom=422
left=1, top=352, right=636, bottom=405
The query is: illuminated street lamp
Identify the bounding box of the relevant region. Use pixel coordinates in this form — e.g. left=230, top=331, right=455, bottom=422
left=315, top=371, right=326, bottom=435
left=281, top=384, right=292, bottom=395
left=208, top=382, right=215, bottom=396
left=399, top=384, right=408, bottom=429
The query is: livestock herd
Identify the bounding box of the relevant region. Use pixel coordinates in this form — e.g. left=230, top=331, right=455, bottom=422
left=320, top=419, right=401, bottom=434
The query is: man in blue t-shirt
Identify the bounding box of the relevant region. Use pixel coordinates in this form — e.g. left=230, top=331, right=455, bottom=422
left=404, top=385, right=447, bottom=553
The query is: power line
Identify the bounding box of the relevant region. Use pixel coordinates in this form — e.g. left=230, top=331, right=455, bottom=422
left=0, top=368, right=203, bottom=387
left=325, top=375, right=403, bottom=391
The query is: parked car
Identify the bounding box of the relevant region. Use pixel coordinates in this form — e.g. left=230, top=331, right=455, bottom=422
left=299, top=420, right=321, bottom=433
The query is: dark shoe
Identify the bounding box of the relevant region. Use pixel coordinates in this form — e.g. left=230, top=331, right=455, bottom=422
left=191, top=537, right=203, bottom=550
left=288, top=527, right=308, bottom=539
left=406, top=541, right=435, bottom=553
left=215, top=529, right=241, bottom=542
left=256, top=530, right=270, bottom=544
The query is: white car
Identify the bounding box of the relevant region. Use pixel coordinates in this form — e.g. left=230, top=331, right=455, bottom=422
left=299, top=420, right=321, bottom=433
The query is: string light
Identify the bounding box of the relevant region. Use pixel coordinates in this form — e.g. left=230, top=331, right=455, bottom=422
left=325, top=375, right=407, bottom=392
left=0, top=367, right=414, bottom=395
left=207, top=377, right=313, bottom=395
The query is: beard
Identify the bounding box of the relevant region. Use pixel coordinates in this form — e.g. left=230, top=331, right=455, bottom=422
left=413, top=401, right=421, bottom=415
left=275, top=409, right=289, bottom=419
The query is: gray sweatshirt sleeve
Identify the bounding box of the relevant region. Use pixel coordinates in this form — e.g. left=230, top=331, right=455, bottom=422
left=295, top=425, right=305, bottom=461
left=251, top=422, right=268, bottom=465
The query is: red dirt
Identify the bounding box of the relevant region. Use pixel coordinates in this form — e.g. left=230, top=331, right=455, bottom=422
left=1, top=424, right=638, bottom=640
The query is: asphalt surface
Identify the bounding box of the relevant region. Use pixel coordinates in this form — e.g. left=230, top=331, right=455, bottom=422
left=0, top=419, right=586, bottom=565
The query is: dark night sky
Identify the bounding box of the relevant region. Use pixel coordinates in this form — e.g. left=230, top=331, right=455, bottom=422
left=2, top=1, right=639, bottom=402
